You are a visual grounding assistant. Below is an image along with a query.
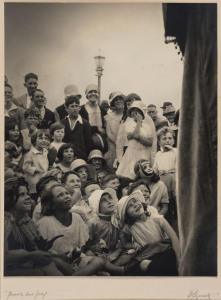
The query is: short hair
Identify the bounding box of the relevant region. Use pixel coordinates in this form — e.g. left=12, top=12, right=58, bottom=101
left=100, top=173, right=118, bottom=188
left=147, top=104, right=156, bottom=109
left=41, top=183, right=66, bottom=216
left=5, top=178, right=29, bottom=212
left=128, top=179, right=151, bottom=195
left=157, top=126, right=175, bottom=141
left=61, top=171, right=80, bottom=184
left=36, top=175, right=57, bottom=195
left=5, top=83, right=13, bottom=90
left=5, top=142, right=17, bottom=158
left=125, top=93, right=141, bottom=103
left=32, top=89, right=44, bottom=97
left=57, top=143, right=74, bottom=161
left=65, top=96, right=80, bottom=107
left=81, top=180, right=100, bottom=195
left=24, top=73, right=38, bottom=82
left=30, top=129, right=50, bottom=146
left=49, top=122, right=65, bottom=136
left=5, top=118, right=20, bottom=141
left=24, top=108, right=42, bottom=120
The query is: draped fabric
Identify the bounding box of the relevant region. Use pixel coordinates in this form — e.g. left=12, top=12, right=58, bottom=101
left=164, top=4, right=217, bottom=275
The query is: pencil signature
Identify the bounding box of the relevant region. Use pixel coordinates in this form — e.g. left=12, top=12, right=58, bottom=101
left=187, top=289, right=219, bottom=299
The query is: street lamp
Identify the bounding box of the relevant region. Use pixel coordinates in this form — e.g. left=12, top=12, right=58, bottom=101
left=94, top=54, right=105, bottom=106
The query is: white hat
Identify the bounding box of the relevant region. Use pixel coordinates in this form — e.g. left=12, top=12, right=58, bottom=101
left=64, top=84, right=82, bottom=98
left=88, top=188, right=118, bottom=215
left=128, top=101, right=146, bottom=119
left=70, top=159, right=96, bottom=181
left=85, top=84, right=99, bottom=97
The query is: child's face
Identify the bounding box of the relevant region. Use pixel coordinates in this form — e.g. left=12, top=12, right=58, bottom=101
left=159, top=132, right=174, bottom=148
left=106, top=178, right=120, bottom=190
left=24, top=77, right=38, bottom=95
left=97, top=171, right=106, bottom=184
left=91, top=158, right=103, bottom=170
left=25, top=115, right=39, bottom=129
left=53, top=128, right=65, bottom=142
left=87, top=90, right=99, bottom=103
left=130, top=108, right=143, bottom=122
left=126, top=198, right=144, bottom=219
left=62, top=147, right=74, bottom=164
left=52, top=186, right=72, bottom=212
left=8, top=125, right=20, bottom=142
left=66, top=102, right=80, bottom=119
left=141, top=161, right=153, bottom=175
left=76, top=166, right=88, bottom=182
left=99, top=193, right=115, bottom=215
left=35, top=133, right=49, bottom=151
left=65, top=174, right=81, bottom=195
left=14, top=186, right=32, bottom=214
left=133, top=185, right=150, bottom=205
left=122, top=186, right=129, bottom=197
left=84, top=184, right=100, bottom=198
left=5, top=86, right=13, bottom=103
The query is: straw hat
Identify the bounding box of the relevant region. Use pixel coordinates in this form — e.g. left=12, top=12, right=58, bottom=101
left=70, top=159, right=96, bottom=180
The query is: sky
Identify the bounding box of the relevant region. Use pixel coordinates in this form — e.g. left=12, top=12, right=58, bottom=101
left=5, top=3, right=184, bottom=113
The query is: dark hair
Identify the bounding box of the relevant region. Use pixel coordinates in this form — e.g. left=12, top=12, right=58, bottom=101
left=124, top=202, right=149, bottom=226
left=157, top=126, right=175, bottom=141
left=41, top=183, right=66, bottom=216
left=5, top=83, right=13, bottom=90
left=49, top=122, right=65, bottom=136
left=100, top=173, right=118, bottom=189
left=5, top=142, right=17, bottom=159
left=65, top=96, right=80, bottom=107
left=121, top=93, right=141, bottom=123
left=147, top=104, right=156, bottom=109
left=32, top=89, right=44, bottom=99
left=57, top=143, right=74, bottom=161
left=5, top=118, right=20, bottom=142
left=36, top=175, right=57, bottom=195
left=61, top=170, right=80, bottom=184
left=24, top=73, right=38, bottom=82
left=24, top=108, right=42, bottom=120
left=174, top=109, right=180, bottom=126
left=81, top=180, right=100, bottom=195
left=134, top=159, right=160, bottom=183
left=5, top=178, right=29, bottom=212
left=128, top=179, right=151, bottom=195
left=30, top=129, right=50, bottom=146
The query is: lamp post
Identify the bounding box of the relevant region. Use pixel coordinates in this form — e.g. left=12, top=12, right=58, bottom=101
left=94, top=54, right=105, bottom=106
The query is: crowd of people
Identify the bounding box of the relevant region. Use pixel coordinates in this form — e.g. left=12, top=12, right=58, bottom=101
left=4, top=72, right=181, bottom=276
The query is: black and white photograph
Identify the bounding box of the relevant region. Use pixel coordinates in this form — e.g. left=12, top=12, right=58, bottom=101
left=1, top=1, right=219, bottom=299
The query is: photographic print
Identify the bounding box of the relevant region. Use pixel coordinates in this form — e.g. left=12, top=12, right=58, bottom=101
left=1, top=1, right=220, bottom=299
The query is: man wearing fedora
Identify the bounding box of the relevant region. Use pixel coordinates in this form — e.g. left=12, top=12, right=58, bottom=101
left=54, top=84, right=82, bottom=122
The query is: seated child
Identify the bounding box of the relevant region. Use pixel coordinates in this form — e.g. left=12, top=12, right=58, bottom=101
left=128, top=180, right=166, bottom=217
left=61, top=171, right=95, bottom=223
left=86, top=188, right=123, bottom=263
left=118, top=191, right=180, bottom=276
left=55, top=143, right=75, bottom=173
left=71, top=159, right=96, bottom=183
left=49, top=122, right=65, bottom=151
left=21, top=108, right=41, bottom=152
left=22, top=129, right=50, bottom=202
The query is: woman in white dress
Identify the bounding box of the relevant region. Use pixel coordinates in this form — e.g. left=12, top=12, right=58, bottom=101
left=116, top=101, right=156, bottom=180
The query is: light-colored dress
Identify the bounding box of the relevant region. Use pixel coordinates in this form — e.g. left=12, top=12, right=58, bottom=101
left=116, top=117, right=155, bottom=180
left=37, top=213, right=89, bottom=255
left=104, top=112, right=123, bottom=167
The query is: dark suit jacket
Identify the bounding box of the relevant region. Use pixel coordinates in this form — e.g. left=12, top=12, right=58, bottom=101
left=61, top=116, right=94, bottom=160
left=37, top=108, right=55, bottom=129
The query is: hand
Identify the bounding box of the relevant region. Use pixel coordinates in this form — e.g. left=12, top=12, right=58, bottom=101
left=136, top=112, right=143, bottom=123
left=29, top=125, right=37, bottom=133
left=163, top=145, right=173, bottom=151
left=90, top=244, right=103, bottom=253
left=29, top=250, right=52, bottom=266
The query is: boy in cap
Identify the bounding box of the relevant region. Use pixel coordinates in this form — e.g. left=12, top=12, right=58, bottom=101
left=54, top=84, right=82, bottom=122
left=79, top=84, right=107, bottom=134
left=160, top=102, right=178, bottom=147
